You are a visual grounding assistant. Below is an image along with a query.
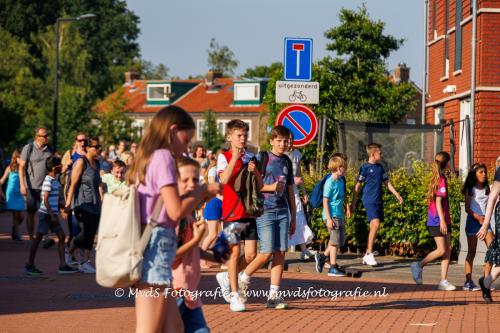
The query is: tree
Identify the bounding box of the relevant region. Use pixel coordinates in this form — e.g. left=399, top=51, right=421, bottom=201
left=264, top=5, right=417, bottom=165
left=127, top=59, right=170, bottom=80
left=94, top=89, right=134, bottom=146
left=242, top=62, right=282, bottom=78
left=201, top=110, right=225, bottom=152
left=207, top=38, right=239, bottom=76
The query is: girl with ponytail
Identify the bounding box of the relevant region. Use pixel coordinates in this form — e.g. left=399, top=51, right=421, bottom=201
left=411, top=152, right=456, bottom=291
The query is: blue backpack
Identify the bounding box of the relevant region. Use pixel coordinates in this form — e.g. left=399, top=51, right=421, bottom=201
left=309, top=174, right=332, bottom=208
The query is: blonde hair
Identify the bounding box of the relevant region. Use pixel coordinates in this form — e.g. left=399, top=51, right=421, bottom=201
left=127, top=106, right=195, bottom=185
left=427, top=151, right=451, bottom=203
left=328, top=156, right=344, bottom=172
left=366, top=143, right=382, bottom=158
left=9, top=149, right=21, bottom=172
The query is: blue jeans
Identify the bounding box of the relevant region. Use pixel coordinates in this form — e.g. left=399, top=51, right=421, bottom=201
left=256, top=207, right=289, bottom=253
left=176, top=297, right=210, bottom=333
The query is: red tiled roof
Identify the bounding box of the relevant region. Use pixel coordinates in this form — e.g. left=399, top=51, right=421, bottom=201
left=96, top=78, right=268, bottom=115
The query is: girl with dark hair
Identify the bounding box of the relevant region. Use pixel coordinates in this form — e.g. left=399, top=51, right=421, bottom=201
left=461, top=163, right=493, bottom=291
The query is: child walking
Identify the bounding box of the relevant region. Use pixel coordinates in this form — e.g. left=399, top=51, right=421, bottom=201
left=477, top=166, right=500, bottom=302
left=411, top=151, right=456, bottom=290
left=238, top=125, right=296, bottom=310
left=462, top=163, right=493, bottom=291
left=128, top=106, right=218, bottom=332
left=25, top=156, right=78, bottom=275
left=315, top=156, right=351, bottom=276
left=215, top=120, right=262, bottom=312
left=351, top=143, right=403, bottom=266
left=173, top=157, right=221, bottom=333
left=0, top=150, right=25, bottom=241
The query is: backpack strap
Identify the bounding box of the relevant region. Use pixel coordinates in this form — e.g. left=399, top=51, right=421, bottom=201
left=258, top=151, right=269, bottom=175
left=138, top=196, right=162, bottom=253
left=25, top=142, right=34, bottom=188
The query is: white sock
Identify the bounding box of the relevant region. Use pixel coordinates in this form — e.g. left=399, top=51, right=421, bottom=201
left=270, top=285, right=280, bottom=297
left=240, top=272, right=251, bottom=284
left=484, top=275, right=493, bottom=288
left=230, top=291, right=238, bottom=298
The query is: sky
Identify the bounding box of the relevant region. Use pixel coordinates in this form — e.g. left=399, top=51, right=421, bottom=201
left=126, top=0, right=425, bottom=87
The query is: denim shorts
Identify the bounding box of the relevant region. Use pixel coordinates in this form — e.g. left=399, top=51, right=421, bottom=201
left=140, top=226, right=176, bottom=286
left=176, top=297, right=210, bottom=333
left=37, top=212, right=62, bottom=235
left=256, top=207, right=289, bottom=253
left=465, top=214, right=491, bottom=236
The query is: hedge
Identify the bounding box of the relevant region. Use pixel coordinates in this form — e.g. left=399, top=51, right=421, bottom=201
left=303, top=161, right=462, bottom=258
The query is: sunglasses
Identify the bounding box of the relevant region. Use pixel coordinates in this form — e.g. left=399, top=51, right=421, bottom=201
left=88, top=144, right=102, bottom=149
left=37, top=134, right=48, bottom=138
left=76, top=139, right=86, bottom=142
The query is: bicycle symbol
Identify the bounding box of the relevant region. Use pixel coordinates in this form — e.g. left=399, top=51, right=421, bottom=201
left=289, top=90, right=307, bottom=103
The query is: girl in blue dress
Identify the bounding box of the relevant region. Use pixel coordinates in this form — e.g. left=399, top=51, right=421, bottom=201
left=0, top=150, right=26, bottom=241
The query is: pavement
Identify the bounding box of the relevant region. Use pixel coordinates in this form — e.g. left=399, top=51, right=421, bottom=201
left=0, top=211, right=498, bottom=332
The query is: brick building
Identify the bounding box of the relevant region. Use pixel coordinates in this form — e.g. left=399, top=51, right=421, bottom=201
left=96, top=72, right=269, bottom=150
left=425, top=0, right=500, bottom=174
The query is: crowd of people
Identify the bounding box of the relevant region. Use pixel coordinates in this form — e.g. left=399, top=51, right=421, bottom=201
left=0, top=105, right=499, bottom=331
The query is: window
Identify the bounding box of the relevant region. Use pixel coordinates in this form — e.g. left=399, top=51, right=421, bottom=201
left=197, top=119, right=207, bottom=141
left=454, top=0, right=463, bottom=71
left=217, top=119, right=252, bottom=141
left=147, top=84, right=171, bottom=101
left=234, top=83, right=260, bottom=101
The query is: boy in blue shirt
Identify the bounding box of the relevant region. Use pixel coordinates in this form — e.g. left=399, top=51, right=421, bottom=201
left=315, top=155, right=351, bottom=276
left=238, top=125, right=296, bottom=309
left=351, top=143, right=403, bottom=266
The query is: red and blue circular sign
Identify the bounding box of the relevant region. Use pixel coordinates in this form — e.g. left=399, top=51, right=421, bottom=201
left=275, top=104, right=318, bottom=147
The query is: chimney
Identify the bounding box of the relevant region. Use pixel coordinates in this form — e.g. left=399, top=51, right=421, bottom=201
left=124, top=71, right=139, bottom=85
left=205, top=70, right=223, bottom=87
left=394, top=63, right=410, bottom=83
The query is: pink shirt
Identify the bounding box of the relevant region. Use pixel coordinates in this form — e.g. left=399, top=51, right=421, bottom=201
left=172, top=216, right=201, bottom=309
left=138, top=149, right=177, bottom=228
left=427, top=174, right=451, bottom=227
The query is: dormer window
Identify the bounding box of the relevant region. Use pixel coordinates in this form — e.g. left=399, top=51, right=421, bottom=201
left=233, top=82, right=260, bottom=105
left=147, top=82, right=171, bottom=105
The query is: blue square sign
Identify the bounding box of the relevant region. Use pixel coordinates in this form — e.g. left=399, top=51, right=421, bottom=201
left=284, top=38, right=313, bottom=81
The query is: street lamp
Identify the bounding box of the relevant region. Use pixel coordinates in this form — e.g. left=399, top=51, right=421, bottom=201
left=53, top=13, right=96, bottom=151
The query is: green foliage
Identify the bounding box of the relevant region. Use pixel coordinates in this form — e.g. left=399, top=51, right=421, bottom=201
left=241, top=62, right=282, bottom=78
left=94, top=89, right=134, bottom=146
left=127, top=59, right=170, bottom=80
left=201, top=110, right=225, bottom=152
left=207, top=38, right=239, bottom=77
left=304, top=162, right=463, bottom=258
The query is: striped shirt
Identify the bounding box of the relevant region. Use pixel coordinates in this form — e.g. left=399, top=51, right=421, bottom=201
left=39, top=175, right=61, bottom=214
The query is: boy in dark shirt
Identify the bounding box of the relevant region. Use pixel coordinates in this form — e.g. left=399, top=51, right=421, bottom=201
left=351, top=143, right=403, bottom=266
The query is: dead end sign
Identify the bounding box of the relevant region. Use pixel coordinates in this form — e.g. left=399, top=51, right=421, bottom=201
left=275, top=104, right=318, bottom=147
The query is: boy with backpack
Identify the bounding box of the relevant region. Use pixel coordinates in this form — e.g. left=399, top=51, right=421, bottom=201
left=351, top=143, right=403, bottom=266
left=216, top=119, right=263, bottom=312
left=238, top=125, right=296, bottom=310
left=25, top=156, right=78, bottom=275
left=314, top=155, right=351, bottom=276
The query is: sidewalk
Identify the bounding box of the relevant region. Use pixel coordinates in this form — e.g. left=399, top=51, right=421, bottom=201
left=0, top=212, right=498, bottom=332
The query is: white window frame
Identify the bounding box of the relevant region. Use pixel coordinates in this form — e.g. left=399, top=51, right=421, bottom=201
left=217, top=119, right=252, bottom=141
left=147, top=84, right=171, bottom=101
left=234, top=83, right=260, bottom=101
left=197, top=119, right=207, bottom=141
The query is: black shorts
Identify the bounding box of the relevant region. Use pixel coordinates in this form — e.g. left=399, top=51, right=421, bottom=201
left=222, top=218, right=258, bottom=241
left=428, top=226, right=447, bottom=237
left=26, top=189, right=41, bottom=214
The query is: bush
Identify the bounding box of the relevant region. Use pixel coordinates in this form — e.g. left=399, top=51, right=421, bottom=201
left=304, top=161, right=462, bottom=258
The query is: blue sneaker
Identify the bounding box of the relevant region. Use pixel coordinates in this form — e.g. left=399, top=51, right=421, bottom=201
left=314, top=253, right=327, bottom=273
left=327, top=265, right=346, bottom=277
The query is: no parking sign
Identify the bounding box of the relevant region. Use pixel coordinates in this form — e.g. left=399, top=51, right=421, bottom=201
left=275, top=104, right=318, bottom=147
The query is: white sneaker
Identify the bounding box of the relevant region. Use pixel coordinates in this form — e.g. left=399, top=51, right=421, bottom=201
left=437, top=280, right=457, bottom=291
left=362, top=252, right=378, bottom=266
left=216, top=272, right=231, bottom=303
left=78, top=261, right=96, bottom=274
left=410, top=262, right=423, bottom=284
left=230, top=292, right=246, bottom=312
left=238, top=272, right=250, bottom=303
